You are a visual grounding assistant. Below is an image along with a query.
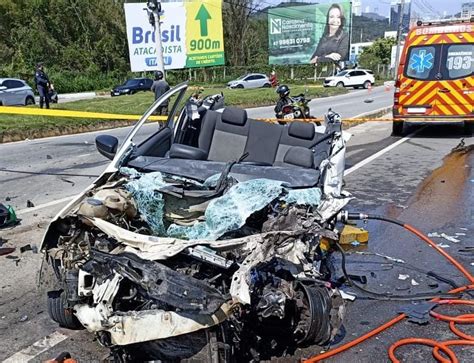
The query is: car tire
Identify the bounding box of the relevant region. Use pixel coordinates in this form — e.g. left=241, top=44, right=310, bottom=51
left=363, top=81, right=371, bottom=89
left=336, top=82, right=344, bottom=88
left=392, top=121, right=404, bottom=136
left=129, top=90, right=136, bottom=95
left=263, top=83, right=271, bottom=88
left=236, top=84, right=244, bottom=89
left=47, top=290, right=83, bottom=330
left=126, top=324, right=232, bottom=362
left=25, top=96, right=35, bottom=106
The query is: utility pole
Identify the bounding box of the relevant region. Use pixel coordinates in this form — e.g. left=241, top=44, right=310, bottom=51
left=146, top=0, right=165, bottom=78
left=393, top=0, right=405, bottom=79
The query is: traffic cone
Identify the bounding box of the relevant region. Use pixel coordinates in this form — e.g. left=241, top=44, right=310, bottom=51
left=384, top=82, right=391, bottom=92
left=367, top=83, right=372, bottom=94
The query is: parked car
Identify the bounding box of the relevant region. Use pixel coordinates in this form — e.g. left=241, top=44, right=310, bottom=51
left=227, top=73, right=271, bottom=89
left=0, top=78, right=35, bottom=106
left=111, top=78, right=153, bottom=96
left=324, top=69, right=375, bottom=89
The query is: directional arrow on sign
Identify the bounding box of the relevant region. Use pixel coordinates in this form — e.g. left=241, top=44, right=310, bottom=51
left=195, top=4, right=211, bottom=37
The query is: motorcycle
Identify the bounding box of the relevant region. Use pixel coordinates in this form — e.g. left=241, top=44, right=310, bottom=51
left=280, top=93, right=311, bottom=121
left=178, top=91, right=225, bottom=147
left=48, top=84, right=58, bottom=103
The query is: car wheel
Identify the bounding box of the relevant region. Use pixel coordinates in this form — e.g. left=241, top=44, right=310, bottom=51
left=392, top=121, right=404, bottom=136
left=47, top=290, right=83, bottom=330
left=129, top=90, right=136, bottom=95
left=336, top=82, right=344, bottom=88
left=363, top=81, right=371, bottom=89
left=236, top=84, right=244, bottom=89
left=263, top=83, right=271, bottom=88
left=126, top=324, right=232, bottom=362
left=25, top=96, right=35, bottom=106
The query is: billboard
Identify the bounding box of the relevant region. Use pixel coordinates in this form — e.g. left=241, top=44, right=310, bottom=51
left=124, top=0, right=224, bottom=72
left=268, top=1, right=352, bottom=65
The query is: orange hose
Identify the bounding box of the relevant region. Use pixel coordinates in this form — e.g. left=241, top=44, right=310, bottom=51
left=388, top=338, right=458, bottom=363
left=403, top=224, right=474, bottom=284
left=303, top=314, right=406, bottom=363
left=449, top=317, right=474, bottom=341
left=432, top=340, right=474, bottom=362
left=303, top=216, right=474, bottom=363
left=430, top=300, right=474, bottom=323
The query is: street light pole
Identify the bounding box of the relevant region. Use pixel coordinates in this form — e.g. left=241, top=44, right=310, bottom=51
left=393, top=0, right=405, bottom=79
left=147, top=0, right=165, bottom=79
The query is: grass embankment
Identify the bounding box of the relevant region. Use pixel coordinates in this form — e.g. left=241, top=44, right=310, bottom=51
left=0, top=85, right=347, bottom=142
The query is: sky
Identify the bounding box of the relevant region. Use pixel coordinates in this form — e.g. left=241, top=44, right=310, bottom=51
left=264, top=0, right=467, bottom=18
left=360, top=0, right=465, bottom=18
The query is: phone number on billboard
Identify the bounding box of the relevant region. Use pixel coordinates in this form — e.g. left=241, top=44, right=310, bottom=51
left=273, top=38, right=311, bottom=46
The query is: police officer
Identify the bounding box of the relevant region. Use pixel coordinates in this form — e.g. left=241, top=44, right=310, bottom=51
left=151, top=70, right=170, bottom=115
left=35, top=63, right=50, bottom=109
left=274, top=84, right=291, bottom=119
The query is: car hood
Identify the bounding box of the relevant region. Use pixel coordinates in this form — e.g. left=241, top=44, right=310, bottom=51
left=113, top=85, right=134, bottom=91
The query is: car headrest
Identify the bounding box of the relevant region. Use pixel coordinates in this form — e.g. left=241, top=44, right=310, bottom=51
left=283, top=146, right=314, bottom=168
left=288, top=121, right=315, bottom=140
left=222, top=107, right=247, bottom=126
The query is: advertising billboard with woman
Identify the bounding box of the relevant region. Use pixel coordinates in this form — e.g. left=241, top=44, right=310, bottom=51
left=268, top=1, right=352, bottom=65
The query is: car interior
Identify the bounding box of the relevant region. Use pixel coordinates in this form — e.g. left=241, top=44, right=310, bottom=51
left=126, top=105, right=340, bottom=188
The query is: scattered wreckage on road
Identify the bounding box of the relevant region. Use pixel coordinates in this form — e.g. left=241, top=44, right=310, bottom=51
left=40, top=82, right=352, bottom=362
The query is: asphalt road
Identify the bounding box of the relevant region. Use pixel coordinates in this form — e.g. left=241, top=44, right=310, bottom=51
left=3, top=88, right=472, bottom=362
left=247, top=85, right=390, bottom=120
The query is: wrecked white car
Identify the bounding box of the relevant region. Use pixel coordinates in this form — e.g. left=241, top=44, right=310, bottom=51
left=40, top=82, right=351, bottom=362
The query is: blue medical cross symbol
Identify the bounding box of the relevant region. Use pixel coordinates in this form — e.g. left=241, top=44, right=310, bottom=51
left=409, top=50, right=434, bottom=73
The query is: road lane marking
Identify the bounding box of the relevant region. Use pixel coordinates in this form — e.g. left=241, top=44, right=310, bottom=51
left=16, top=196, right=75, bottom=215
left=344, top=128, right=423, bottom=176
left=3, top=330, right=77, bottom=363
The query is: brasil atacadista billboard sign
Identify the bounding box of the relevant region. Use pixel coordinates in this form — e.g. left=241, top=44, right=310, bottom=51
left=124, top=0, right=225, bottom=72
left=268, top=1, right=352, bottom=65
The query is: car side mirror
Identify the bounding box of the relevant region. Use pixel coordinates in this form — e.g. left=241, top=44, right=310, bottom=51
left=0, top=86, right=6, bottom=91
left=96, top=135, right=118, bottom=160
left=345, top=74, right=350, bottom=77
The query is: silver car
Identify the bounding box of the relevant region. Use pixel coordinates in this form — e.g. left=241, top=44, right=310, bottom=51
left=227, top=73, right=271, bottom=89
left=0, top=78, right=35, bottom=106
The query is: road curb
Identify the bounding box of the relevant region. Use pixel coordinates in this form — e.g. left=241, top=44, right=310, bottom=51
left=0, top=120, right=137, bottom=144
left=344, top=106, right=392, bottom=130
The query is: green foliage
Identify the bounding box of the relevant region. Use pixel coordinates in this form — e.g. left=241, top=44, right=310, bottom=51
left=352, top=15, right=390, bottom=43
left=0, top=0, right=129, bottom=92
left=358, top=37, right=397, bottom=71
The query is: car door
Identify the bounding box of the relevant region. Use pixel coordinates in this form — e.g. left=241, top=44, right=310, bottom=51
left=243, top=75, right=257, bottom=88
left=351, top=71, right=365, bottom=86
left=138, top=78, right=149, bottom=92
left=11, top=80, right=27, bottom=104
left=439, top=42, right=474, bottom=117
left=253, top=75, right=266, bottom=88
left=1, top=80, right=21, bottom=105
left=345, top=71, right=357, bottom=86
left=144, top=79, right=153, bottom=91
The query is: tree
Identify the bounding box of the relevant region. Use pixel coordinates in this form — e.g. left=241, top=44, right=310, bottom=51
left=358, top=37, right=397, bottom=70
left=223, top=0, right=258, bottom=66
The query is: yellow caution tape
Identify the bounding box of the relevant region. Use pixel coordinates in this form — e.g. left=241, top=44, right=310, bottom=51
left=0, top=106, right=393, bottom=123
left=0, top=106, right=167, bottom=121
